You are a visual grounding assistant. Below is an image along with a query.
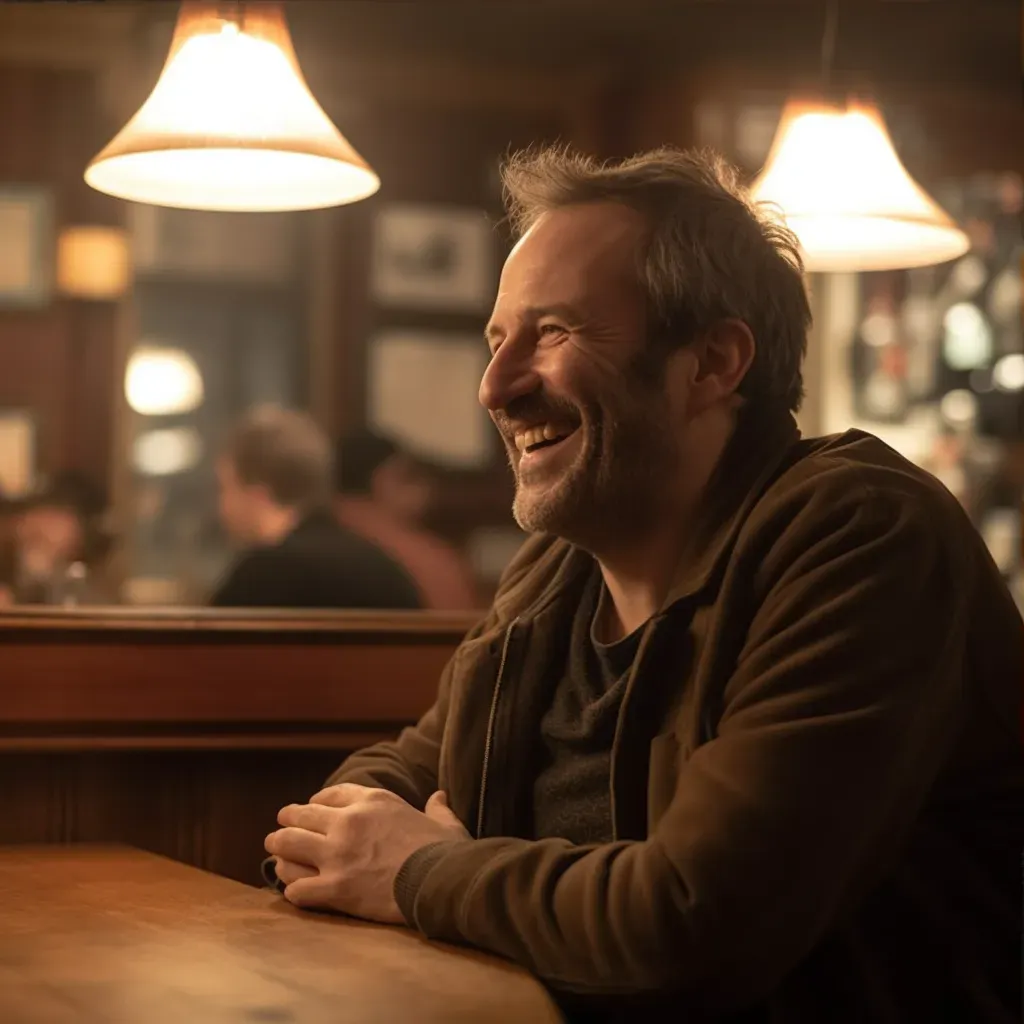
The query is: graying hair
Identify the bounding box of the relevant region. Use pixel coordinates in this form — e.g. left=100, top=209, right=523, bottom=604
left=224, top=404, right=333, bottom=510
left=500, top=145, right=811, bottom=415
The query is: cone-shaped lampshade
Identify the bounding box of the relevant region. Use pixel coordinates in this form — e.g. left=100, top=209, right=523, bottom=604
left=750, top=99, right=969, bottom=272
left=85, top=2, right=379, bottom=211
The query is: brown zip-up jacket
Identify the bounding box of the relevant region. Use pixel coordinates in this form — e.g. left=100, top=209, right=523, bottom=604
left=327, top=415, right=1023, bottom=1021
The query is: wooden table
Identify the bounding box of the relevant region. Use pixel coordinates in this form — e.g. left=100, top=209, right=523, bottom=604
left=0, top=845, right=564, bottom=1023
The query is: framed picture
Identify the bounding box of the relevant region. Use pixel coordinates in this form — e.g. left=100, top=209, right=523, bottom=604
left=367, top=330, right=492, bottom=468
left=370, top=204, right=495, bottom=312
left=0, top=408, right=36, bottom=499
left=0, top=186, right=53, bottom=308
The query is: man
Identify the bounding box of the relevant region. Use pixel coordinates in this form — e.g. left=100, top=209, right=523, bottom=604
left=211, top=405, right=421, bottom=610
left=335, top=429, right=480, bottom=610
left=264, top=149, right=1022, bottom=1021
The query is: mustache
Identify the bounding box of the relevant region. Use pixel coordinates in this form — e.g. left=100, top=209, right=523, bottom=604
left=492, top=394, right=581, bottom=438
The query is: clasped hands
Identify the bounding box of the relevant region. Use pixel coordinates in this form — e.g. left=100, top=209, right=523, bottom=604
left=264, top=783, right=470, bottom=924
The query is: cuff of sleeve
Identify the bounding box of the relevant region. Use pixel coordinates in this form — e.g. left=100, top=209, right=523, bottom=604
left=393, top=841, right=465, bottom=927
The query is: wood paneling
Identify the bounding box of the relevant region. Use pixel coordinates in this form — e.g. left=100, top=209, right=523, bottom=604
left=0, top=65, right=122, bottom=489
left=0, top=611, right=473, bottom=884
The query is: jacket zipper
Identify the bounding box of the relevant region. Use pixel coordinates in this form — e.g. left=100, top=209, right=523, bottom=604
left=475, top=618, right=518, bottom=839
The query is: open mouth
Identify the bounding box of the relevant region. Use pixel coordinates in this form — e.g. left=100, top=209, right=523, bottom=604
left=525, top=434, right=567, bottom=453
left=515, top=423, right=580, bottom=461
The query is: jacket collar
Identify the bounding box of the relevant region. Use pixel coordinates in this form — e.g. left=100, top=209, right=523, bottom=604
left=660, top=410, right=801, bottom=608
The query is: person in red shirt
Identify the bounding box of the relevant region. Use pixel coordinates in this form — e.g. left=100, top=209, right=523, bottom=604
left=335, top=431, right=480, bottom=611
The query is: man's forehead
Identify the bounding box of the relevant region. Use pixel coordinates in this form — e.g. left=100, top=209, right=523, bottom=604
left=496, top=203, right=646, bottom=310
left=510, top=202, right=644, bottom=269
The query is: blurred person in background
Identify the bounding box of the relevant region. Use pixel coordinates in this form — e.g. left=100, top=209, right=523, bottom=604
left=335, top=430, right=479, bottom=610
left=211, top=406, right=421, bottom=610
left=0, top=471, right=114, bottom=606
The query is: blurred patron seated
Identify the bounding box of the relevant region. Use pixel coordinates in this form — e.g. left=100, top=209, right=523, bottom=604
left=0, top=471, right=114, bottom=607
left=210, top=406, right=422, bottom=610
left=335, top=430, right=480, bottom=610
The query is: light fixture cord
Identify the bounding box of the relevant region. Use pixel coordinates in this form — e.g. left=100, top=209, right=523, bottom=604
left=820, top=0, right=839, bottom=88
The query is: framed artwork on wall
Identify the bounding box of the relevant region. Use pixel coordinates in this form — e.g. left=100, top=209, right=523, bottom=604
left=0, top=186, right=53, bottom=308
left=0, top=408, right=36, bottom=499
left=367, top=329, right=492, bottom=469
left=370, top=204, right=495, bottom=313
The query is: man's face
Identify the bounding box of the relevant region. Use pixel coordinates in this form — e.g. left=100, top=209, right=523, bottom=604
left=480, top=202, right=687, bottom=544
left=216, top=457, right=261, bottom=546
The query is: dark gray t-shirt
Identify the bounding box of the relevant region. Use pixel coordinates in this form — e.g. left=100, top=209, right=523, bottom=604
left=531, top=572, right=644, bottom=845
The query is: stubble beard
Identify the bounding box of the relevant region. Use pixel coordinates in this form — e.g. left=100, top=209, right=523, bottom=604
left=510, top=401, right=676, bottom=548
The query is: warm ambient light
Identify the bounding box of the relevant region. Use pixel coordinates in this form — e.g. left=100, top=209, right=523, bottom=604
left=84, top=2, right=379, bottom=212
left=125, top=347, right=204, bottom=416
left=751, top=99, right=970, bottom=272
left=57, top=226, right=131, bottom=300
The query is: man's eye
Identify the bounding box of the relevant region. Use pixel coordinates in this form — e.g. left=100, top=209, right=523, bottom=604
left=538, top=324, right=565, bottom=337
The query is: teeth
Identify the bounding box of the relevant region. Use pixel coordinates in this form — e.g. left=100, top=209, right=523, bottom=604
left=514, top=424, right=569, bottom=452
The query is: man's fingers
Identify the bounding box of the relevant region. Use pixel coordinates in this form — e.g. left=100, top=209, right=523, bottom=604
left=284, top=874, right=337, bottom=910
left=265, top=826, right=326, bottom=865
left=277, top=802, right=337, bottom=834
left=273, top=857, right=318, bottom=886
left=309, top=783, right=376, bottom=808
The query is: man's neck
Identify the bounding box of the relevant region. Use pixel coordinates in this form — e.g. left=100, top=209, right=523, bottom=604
left=594, top=521, right=695, bottom=642
left=255, top=505, right=301, bottom=546
left=593, top=412, right=734, bottom=642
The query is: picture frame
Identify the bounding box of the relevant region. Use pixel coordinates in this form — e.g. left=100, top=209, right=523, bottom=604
left=366, top=330, right=492, bottom=469
left=0, top=186, right=53, bottom=308
left=370, top=204, right=495, bottom=313
left=0, top=408, right=37, bottom=500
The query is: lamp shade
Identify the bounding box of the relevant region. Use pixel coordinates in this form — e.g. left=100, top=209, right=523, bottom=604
left=85, top=2, right=379, bottom=212
left=750, top=99, right=970, bottom=272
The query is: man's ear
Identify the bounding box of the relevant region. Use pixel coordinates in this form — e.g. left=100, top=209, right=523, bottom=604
left=685, top=319, right=755, bottom=414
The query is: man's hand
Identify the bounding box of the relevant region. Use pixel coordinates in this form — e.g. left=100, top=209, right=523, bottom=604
left=264, top=783, right=470, bottom=924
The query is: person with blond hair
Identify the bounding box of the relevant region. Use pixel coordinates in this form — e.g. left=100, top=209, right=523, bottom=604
left=212, top=405, right=420, bottom=610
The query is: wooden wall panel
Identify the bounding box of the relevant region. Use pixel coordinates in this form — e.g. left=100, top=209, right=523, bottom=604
left=0, top=611, right=473, bottom=884
left=0, top=65, right=122, bottom=491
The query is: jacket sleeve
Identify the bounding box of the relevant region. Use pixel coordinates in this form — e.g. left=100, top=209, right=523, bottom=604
left=323, top=534, right=558, bottom=808
left=323, top=619, right=489, bottom=810
left=396, top=472, right=974, bottom=1004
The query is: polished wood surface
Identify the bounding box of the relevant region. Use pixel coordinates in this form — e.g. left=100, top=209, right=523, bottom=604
left=0, top=611, right=473, bottom=885
left=0, top=844, right=563, bottom=1023
left=0, top=608, right=475, bottom=745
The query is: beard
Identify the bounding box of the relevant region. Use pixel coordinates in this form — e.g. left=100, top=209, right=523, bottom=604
left=506, top=359, right=680, bottom=548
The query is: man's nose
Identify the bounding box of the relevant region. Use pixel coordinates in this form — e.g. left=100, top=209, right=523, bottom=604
left=478, top=341, right=541, bottom=412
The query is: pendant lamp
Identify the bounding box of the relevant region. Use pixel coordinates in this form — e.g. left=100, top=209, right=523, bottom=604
left=749, top=1, right=969, bottom=272
left=750, top=98, right=970, bottom=272
left=85, top=2, right=379, bottom=212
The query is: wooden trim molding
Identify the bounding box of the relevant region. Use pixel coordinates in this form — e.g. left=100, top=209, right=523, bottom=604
left=0, top=609, right=475, bottom=748
left=0, top=611, right=475, bottom=883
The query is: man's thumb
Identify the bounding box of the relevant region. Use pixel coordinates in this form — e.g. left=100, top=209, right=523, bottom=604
left=424, top=790, right=457, bottom=822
